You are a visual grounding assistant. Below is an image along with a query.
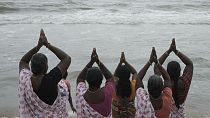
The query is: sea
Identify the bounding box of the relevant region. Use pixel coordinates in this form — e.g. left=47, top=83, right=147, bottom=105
left=0, top=0, right=210, bottom=117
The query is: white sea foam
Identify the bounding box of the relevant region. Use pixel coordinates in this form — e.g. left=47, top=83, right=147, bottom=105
left=0, top=0, right=210, bottom=25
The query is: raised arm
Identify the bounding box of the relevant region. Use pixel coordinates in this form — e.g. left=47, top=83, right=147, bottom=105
left=122, top=52, right=137, bottom=80
left=114, top=60, right=122, bottom=77
left=77, top=60, right=94, bottom=84
left=93, top=48, right=114, bottom=81
left=77, top=49, right=95, bottom=84
left=154, top=38, right=174, bottom=75
left=159, top=38, right=175, bottom=64
left=174, top=50, right=193, bottom=69
left=114, top=52, right=137, bottom=78
left=153, top=48, right=171, bottom=88
left=173, top=40, right=193, bottom=102
left=136, top=48, right=154, bottom=89
left=97, top=61, right=114, bottom=81
left=46, top=34, right=71, bottom=77
left=19, top=29, right=46, bottom=72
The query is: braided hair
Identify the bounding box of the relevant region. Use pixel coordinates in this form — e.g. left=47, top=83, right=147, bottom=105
left=148, top=75, right=164, bottom=99
left=167, top=61, right=181, bottom=109
left=116, top=65, right=131, bottom=98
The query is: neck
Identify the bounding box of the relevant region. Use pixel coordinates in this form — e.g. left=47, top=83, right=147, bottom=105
left=32, top=74, right=44, bottom=77
left=150, top=95, right=163, bottom=110
left=150, top=93, right=162, bottom=100
left=88, top=87, right=100, bottom=93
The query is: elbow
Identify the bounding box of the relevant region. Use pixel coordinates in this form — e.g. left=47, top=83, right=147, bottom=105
left=66, top=56, right=71, bottom=65
left=133, top=70, right=137, bottom=74
left=133, top=72, right=137, bottom=77
left=190, top=60, right=193, bottom=67
left=187, top=60, right=193, bottom=68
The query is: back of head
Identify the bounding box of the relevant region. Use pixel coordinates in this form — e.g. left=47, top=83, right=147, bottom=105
left=31, top=53, right=48, bottom=75
left=167, top=61, right=181, bottom=109
left=116, top=65, right=131, bottom=98
left=167, top=61, right=181, bottom=81
left=148, top=75, right=164, bottom=98
left=116, top=65, right=131, bottom=80
left=86, top=67, right=103, bottom=88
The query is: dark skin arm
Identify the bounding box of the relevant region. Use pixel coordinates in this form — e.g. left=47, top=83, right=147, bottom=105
left=154, top=38, right=175, bottom=75
left=77, top=48, right=97, bottom=83
left=114, top=52, right=137, bottom=79
left=77, top=60, right=94, bottom=84
left=19, top=29, right=46, bottom=73
left=97, top=61, right=114, bottom=81
left=122, top=52, right=137, bottom=80
left=153, top=48, right=171, bottom=88
left=159, top=38, right=175, bottom=65
left=114, top=61, right=122, bottom=77
left=91, top=48, right=114, bottom=81
left=77, top=48, right=114, bottom=85
left=176, top=51, right=193, bottom=67
left=47, top=44, right=71, bottom=78
left=136, top=48, right=154, bottom=89
left=174, top=45, right=193, bottom=70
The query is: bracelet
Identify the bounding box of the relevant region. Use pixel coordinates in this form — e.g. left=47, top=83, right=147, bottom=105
left=46, top=43, right=50, bottom=48
left=148, top=60, right=152, bottom=65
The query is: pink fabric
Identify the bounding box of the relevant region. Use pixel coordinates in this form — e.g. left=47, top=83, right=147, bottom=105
left=171, top=99, right=186, bottom=118
left=18, top=69, right=69, bottom=118
left=155, top=87, right=172, bottom=118
left=63, top=80, right=71, bottom=90
left=76, top=81, right=113, bottom=118
left=135, top=87, right=156, bottom=118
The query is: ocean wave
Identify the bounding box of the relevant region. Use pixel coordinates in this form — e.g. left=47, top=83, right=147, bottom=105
left=0, top=9, right=210, bottom=25
left=148, top=3, right=210, bottom=12
left=0, top=2, right=19, bottom=13
left=0, top=0, right=210, bottom=25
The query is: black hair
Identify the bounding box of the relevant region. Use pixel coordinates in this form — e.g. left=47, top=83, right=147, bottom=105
left=31, top=53, right=48, bottom=75
left=116, top=65, right=131, bottom=98
left=86, top=67, right=103, bottom=88
left=167, top=61, right=181, bottom=109
left=147, top=75, right=164, bottom=99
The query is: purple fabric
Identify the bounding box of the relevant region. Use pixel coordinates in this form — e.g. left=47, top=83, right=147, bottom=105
left=88, top=81, right=114, bottom=116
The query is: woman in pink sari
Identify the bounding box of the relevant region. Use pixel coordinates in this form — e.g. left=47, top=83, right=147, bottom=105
left=136, top=47, right=172, bottom=118
left=18, top=29, right=71, bottom=117
left=154, top=39, right=193, bottom=118
left=76, top=48, right=115, bottom=118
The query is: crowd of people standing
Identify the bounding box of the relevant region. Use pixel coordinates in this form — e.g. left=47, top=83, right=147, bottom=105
left=18, top=29, right=193, bottom=118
